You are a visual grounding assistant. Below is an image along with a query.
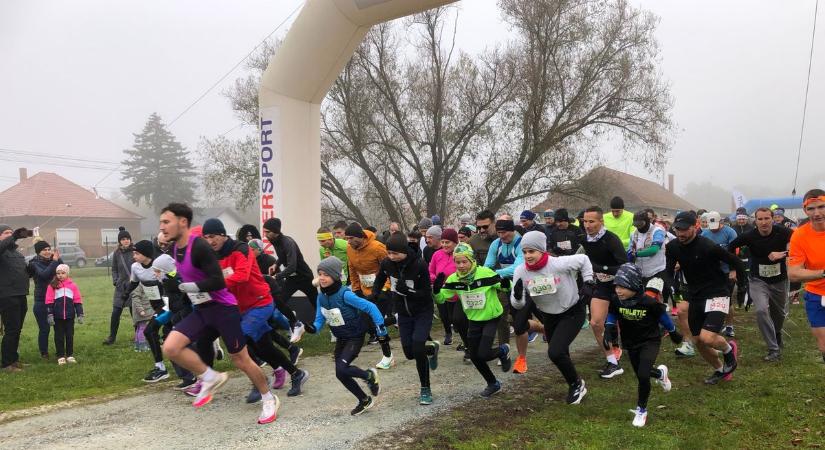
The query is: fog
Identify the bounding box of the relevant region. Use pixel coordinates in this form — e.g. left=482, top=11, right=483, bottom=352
left=1, top=0, right=823, bottom=208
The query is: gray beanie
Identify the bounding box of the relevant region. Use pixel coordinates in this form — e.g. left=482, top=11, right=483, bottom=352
left=426, top=225, right=443, bottom=238
left=418, top=217, right=433, bottom=230
left=459, top=213, right=471, bottom=224
left=521, top=231, right=547, bottom=253
left=0, top=224, right=12, bottom=234
left=317, top=256, right=343, bottom=282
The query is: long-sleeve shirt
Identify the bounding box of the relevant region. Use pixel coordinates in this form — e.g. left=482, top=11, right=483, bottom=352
left=483, top=235, right=523, bottom=280
left=216, top=239, right=272, bottom=313
left=728, top=225, right=792, bottom=284
left=511, top=255, right=593, bottom=315
left=272, top=234, right=313, bottom=281
left=582, top=229, right=627, bottom=283
left=373, top=251, right=433, bottom=317
left=604, top=210, right=635, bottom=249
left=173, top=237, right=227, bottom=293
left=666, top=235, right=746, bottom=300
left=319, top=239, right=349, bottom=282
left=312, top=285, right=385, bottom=339
left=435, top=266, right=503, bottom=322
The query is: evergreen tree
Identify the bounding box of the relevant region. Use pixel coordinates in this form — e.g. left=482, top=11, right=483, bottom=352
left=121, top=113, right=197, bottom=211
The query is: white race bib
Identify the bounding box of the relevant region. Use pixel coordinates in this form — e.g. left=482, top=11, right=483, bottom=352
left=143, top=285, right=161, bottom=301
left=758, top=263, right=781, bottom=278
left=528, top=276, right=558, bottom=296
left=389, top=276, right=413, bottom=293
left=162, top=296, right=170, bottom=312
left=558, top=240, right=572, bottom=251
left=595, top=272, right=615, bottom=283
left=705, top=297, right=730, bottom=314
left=359, top=273, right=376, bottom=288
left=187, top=292, right=213, bottom=305
left=460, top=291, right=487, bottom=310
left=222, top=267, right=234, bottom=278
left=321, top=307, right=346, bottom=327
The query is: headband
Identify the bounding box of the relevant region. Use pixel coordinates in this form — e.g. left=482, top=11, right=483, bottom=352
left=803, top=196, right=825, bottom=209
left=316, top=232, right=334, bottom=241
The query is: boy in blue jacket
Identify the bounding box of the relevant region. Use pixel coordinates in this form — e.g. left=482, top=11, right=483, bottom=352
left=305, top=256, right=386, bottom=416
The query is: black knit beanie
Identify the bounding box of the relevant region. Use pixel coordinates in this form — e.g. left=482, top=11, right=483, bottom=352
left=134, top=240, right=154, bottom=258
left=386, top=233, right=409, bottom=254
left=345, top=222, right=366, bottom=239
left=34, top=240, right=51, bottom=254
left=263, top=218, right=282, bottom=234
left=117, top=226, right=131, bottom=241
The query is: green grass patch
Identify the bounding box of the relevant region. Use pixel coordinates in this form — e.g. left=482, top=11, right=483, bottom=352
left=0, top=267, right=338, bottom=413
left=387, top=305, right=825, bottom=449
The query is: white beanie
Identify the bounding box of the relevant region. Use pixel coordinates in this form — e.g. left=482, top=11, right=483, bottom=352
left=521, top=231, right=547, bottom=253
left=151, top=254, right=177, bottom=275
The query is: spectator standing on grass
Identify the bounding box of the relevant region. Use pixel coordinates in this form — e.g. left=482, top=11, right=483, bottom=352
left=45, top=264, right=84, bottom=365
left=103, top=227, right=134, bottom=345
left=0, top=225, right=30, bottom=372
left=28, top=240, right=63, bottom=359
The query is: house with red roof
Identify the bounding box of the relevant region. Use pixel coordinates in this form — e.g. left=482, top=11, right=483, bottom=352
left=0, top=169, right=142, bottom=260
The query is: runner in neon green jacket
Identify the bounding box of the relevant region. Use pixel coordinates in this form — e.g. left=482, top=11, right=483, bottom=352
left=317, top=227, right=349, bottom=283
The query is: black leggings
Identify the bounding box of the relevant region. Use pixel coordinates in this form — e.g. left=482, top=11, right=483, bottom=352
left=437, top=302, right=452, bottom=336
left=53, top=318, right=75, bottom=358
left=542, top=299, right=586, bottom=386
left=447, top=301, right=468, bottom=345
left=495, top=291, right=511, bottom=346
left=628, top=340, right=663, bottom=409
left=398, top=309, right=435, bottom=388
left=248, top=335, right=297, bottom=374
left=144, top=318, right=164, bottom=363
left=467, top=317, right=504, bottom=385
left=334, top=336, right=370, bottom=401
left=364, top=292, right=392, bottom=358
left=513, top=296, right=543, bottom=335
left=280, top=277, right=318, bottom=317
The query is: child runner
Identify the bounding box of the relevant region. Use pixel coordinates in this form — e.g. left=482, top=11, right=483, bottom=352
left=45, top=264, right=84, bottom=365
left=151, top=254, right=196, bottom=389
left=434, top=243, right=512, bottom=398
left=510, top=231, right=593, bottom=405
left=605, top=263, right=673, bottom=427
left=428, top=228, right=463, bottom=347
left=127, top=240, right=169, bottom=380
left=374, top=233, right=440, bottom=405
left=304, top=256, right=384, bottom=415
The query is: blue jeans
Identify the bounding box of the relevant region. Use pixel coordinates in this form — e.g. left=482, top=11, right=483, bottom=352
left=33, top=301, right=50, bottom=356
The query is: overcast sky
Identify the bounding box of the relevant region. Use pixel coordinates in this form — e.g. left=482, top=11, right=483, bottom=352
left=1, top=0, right=823, bottom=203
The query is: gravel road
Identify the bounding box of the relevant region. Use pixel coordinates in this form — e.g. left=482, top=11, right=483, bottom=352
left=0, top=332, right=596, bottom=449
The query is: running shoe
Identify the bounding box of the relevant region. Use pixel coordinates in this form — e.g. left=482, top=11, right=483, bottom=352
left=630, top=407, right=648, bottom=427
left=527, top=331, right=539, bottom=343
left=656, top=365, right=671, bottom=392
left=581, top=320, right=589, bottom=330
left=102, top=336, right=115, bottom=346
left=763, top=351, right=781, bottom=362
left=57, top=357, right=67, bottom=365
left=675, top=342, right=696, bottom=358
left=599, top=362, right=624, bottom=379
left=143, top=368, right=169, bottom=383
left=499, top=344, right=512, bottom=372
left=184, top=380, right=202, bottom=397
left=330, top=334, right=337, bottom=343
left=271, top=367, right=287, bottom=390
left=287, top=369, right=309, bottom=397
left=246, top=386, right=262, bottom=404
left=722, top=340, right=739, bottom=380
left=512, top=355, right=527, bottom=374
left=566, top=379, right=587, bottom=405
left=258, top=395, right=281, bottom=424
left=290, top=321, right=306, bottom=344
left=419, top=387, right=433, bottom=405
left=289, top=346, right=303, bottom=366
left=366, top=368, right=380, bottom=396
left=367, top=335, right=379, bottom=345
left=192, top=372, right=228, bottom=408
left=704, top=370, right=726, bottom=385
left=375, top=354, right=395, bottom=370
left=722, top=326, right=735, bottom=338
left=428, top=341, right=440, bottom=371
left=351, top=396, right=374, bottom=416
left=443, top=333, right=453, bottom=346
left=463, top=351, right=472, bottom=365
left=66, top=356, right=77, bottom=364
left=175, top=379, right=197, bottom=390
left=480, top=381, right=501, bottom=398
left=456, top=344, right=465, bottom=352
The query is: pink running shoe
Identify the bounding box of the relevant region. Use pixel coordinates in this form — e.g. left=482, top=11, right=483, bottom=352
left=271, top=367, right=287, bottom=390
left=184, top=380, right=202, bottom=397
left=193, top=372, right=229, bottom=408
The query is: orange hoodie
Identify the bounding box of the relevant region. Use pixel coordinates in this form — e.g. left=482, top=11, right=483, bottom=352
left=346, top=230, right=390, bottom=296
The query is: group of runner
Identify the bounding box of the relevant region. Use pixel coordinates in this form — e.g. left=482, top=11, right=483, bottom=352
left=134, top=188, right=824, bottom=428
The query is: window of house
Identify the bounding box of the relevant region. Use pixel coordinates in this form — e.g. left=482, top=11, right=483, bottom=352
left=56, top=228, right=79, bottom=247
left=101, top=228, right=120, bottom=246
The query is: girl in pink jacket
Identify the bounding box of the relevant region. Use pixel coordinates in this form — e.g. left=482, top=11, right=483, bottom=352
left=46, top=264, right=84, bottom=365
left=429, top=228, right=468, bottom=355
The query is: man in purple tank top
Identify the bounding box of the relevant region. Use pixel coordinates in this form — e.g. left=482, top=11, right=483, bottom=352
left=159, top=203, right=280, bottom=425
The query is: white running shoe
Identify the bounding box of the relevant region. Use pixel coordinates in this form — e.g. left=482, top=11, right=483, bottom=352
left=258, top=395, right=281, bottom=424
left=375, top=354, right=395, bottom=370
left=66, top=356, right=77, bottom=364
left=290, top=322, right=306, bottom=344
left=193, top=372, right=229, bottom=408
left=630, top=407, right=648, bottom=427
left=674, top=341, right=695, bottom=357
left=330, top=334, right=337, bottom=343
left=656, top=364, right=672, bottom=392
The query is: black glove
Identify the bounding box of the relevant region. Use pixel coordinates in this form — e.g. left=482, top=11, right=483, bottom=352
left=433, top=273, right=446, bottom=294
left=580, top=280, right=596, bottom=301
left=304, top=323, right=317, bottom=334
left=395, top=281, right=413, bottom=296
left=603, top=323, right=617, bottom=350
left=500, top=278, right=511, bottom=290
left=512, top=278, right=524, bottom=301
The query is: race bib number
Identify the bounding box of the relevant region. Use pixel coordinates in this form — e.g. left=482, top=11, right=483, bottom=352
left=187, top=292, right=213, bottom=305
left=558, top=240, right=572, bottom=251
left=143, top=285, right=161, bottom=301
left=705, top=297, right=730, bottom=314
left=595, top=272, right=615, bottom=283
left=222, top=267, right=234, bottom=278
left=321, top=307, right=346, bottom=327
left=459, top=291, right=487, bottom=310
left=360, top=273, right=376, bottom=288
left=758, top=264, right=781, bottom=278
left=528, top=276, right=558, bottom=296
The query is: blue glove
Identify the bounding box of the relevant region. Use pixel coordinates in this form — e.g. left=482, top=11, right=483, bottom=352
left=155, top=310, right=172, bottom=326
left=376, top=324, right=388, bottom=337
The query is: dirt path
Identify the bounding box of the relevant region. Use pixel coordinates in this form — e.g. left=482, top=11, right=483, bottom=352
left=0, top=332, right=596, bottom=449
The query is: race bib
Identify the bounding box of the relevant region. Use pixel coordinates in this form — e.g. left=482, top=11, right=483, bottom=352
left=389, top=276, right=413, bottom=293
left=705, top=297, right=730, bottom=314
left=459, top=291, right=487, bottom=310
left=321, top=307, right=346, bottom=327
left=595, top=272, right=615, bottom=283
left=143, top=285, right=161, bottom=301
left=222, top=267, right=234, bottom=278
left=558, top=240, right=572, bottom=251
left=528, top=276, right=558, bottom=296
left=187, top=292, right=213, bottom=305
left=360, top=273, right=376, bottom=288
left=758, top=264, right=781, bottom=278
left=162, top=296, right=170, bottom=312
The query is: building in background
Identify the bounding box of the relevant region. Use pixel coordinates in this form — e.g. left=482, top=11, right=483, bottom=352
left=0, top=168, right=142, bottom=260
left=194, top=207, right=247, bottom=239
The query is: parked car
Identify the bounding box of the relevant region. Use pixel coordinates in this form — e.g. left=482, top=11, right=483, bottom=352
left=24, top=246, right=88, bottom=268
left=95, top=250, right=116, bottom=267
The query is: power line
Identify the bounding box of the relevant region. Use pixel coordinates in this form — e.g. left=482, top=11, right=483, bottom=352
left=0, top=156, right=121, bottom=171
left=792, top=0, right=819, bottom=197
left=0, top=147, right=120, bottom=166
left=166, top=2, right=304, bottom=128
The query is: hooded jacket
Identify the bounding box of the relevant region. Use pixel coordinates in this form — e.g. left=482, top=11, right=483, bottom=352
left=45, top=278, right=84, bottom=320
left=29, top=255, right=63, bottom=303
left=271, top=233, right=313, bottom=282
left=217, top=239, right=272, bottom=313
left=319, top=238, right=349, bottom=283
left=0, top=235, right=28, bottom=298
left=373, top=246, right=433, bottom=317
left=346, top=230, right=390, bottom=296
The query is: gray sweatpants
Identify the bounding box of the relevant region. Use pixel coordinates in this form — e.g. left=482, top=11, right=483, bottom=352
left=749, top=277, right=789, bottom=352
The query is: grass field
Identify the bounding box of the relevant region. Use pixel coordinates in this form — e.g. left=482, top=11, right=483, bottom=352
left=382, top=302, right=825, bottom=449
left=0, top=267, right=338, bottom=413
